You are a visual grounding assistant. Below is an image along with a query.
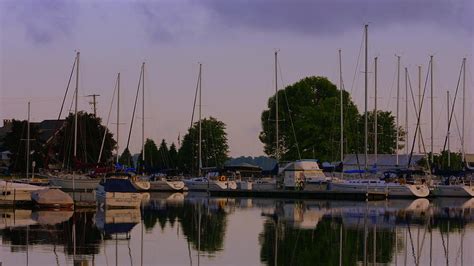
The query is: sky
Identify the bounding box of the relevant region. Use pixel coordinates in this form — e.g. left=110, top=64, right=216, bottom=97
left=0, top=0, right=473, bottom=158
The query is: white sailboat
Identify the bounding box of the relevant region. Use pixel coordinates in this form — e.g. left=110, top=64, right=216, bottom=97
left=183, top=63, right=237, bottom=191
left=48, top=52, right=101, bottom=191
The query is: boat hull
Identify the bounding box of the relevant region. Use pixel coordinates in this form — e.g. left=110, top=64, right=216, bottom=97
left=329, top=182, right=430, bottom=198
left=432, top=185, right=474, bottom=197
left=184, top=179, right=237, bottom=191
left=149, top=180, right=186, bottom=191
left=96, top=185, right=144, bottom=208
left=49, top=176, right=100, bottom=191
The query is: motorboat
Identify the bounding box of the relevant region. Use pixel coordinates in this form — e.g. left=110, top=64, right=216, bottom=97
left=96, top=173, right=148, bottom=208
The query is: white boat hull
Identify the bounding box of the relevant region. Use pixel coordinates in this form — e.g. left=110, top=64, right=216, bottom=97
left=184, top=179, right=237, bottom=191
left=49, top=175, right=100, bottom=191
left=96, top=185, right=145, bottom=208
left=149, top=180, right=186, bottom=191
left=329, top=181, right=430, bottom=198
left=432, top=185, right=474, bottom=197
left=0, top=180, right=46, bottom=202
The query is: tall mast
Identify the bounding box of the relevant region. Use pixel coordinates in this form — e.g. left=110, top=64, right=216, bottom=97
left=116, top=72, right=120, bottom=164
left=339, top=49, right=344, bottom=163
left=26, top=101, right=30, bottom=179
left=198, top=63, right=202, bottom=176
left=364, top=24, right=368, bottom=170
left=447, top=91, right=451, bottom=168
left=396, top=56, right=400, bottom=166
left=142, top=62, right=145, bottom=171
left=374, top=57, right=378, bottom=165
left=418, top=66, right=422, bottom=154
left=462, top=58, right=466, bottom=162
left=275, top=51, right=279, bottom=162
left=405, top=67, right=409, bottom=163
left=430, top=55, right=434, bottom=163
left=74, top=51, right=80, bottom=159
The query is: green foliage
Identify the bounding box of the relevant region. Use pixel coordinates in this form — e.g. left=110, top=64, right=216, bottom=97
left=360, top=111, right=405, bottom=154
left=3, top=120, right=44, bottom=173
left=53, top=111, right=116, bottom=168
left=119, top=148, right=133, bottom=167
left=168, top=142, right=178, bottom=170
left=157, top=139, right=170, bottom=169
left=178, top=117, right=229, bottom=174
left=419, top=151, right=464, bottom=171
left=260, top=76, right=400, bottom=162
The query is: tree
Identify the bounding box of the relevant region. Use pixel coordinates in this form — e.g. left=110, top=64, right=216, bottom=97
left=52, top=111, right=116, bottom=169
left=168, top=142, right=178, bottom=170
left=359, top=110, right=405, bottom=155
left=119, top=148, right=132, bottom=167
left=3, top=120, right=44, bottom=173
left=157, top=139, right=169, bottom=170
left=143, top=138, right=159, bottom=172
left=260, top=76, right=400, bottom=162
left=260, top=76, right=359, bottom=162
left=178, top=117, right=229, bottom=174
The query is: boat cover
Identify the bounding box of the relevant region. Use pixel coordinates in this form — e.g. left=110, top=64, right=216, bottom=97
left=101, top=178, right=138, bottom=192
left=31, top=189, right=74, bottom=206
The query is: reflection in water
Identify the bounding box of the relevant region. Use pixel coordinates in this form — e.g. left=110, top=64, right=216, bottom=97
left=0, top=196, right=473, bottom=265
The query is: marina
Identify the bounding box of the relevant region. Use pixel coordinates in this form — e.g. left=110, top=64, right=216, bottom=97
left=1, top=193, right=474, bottom=265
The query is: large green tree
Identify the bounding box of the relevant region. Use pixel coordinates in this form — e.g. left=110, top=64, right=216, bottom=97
left=3, top=120, right=44, bottom=173
left=52, top=111, right=116, bottom=169
left=260, top=76, right=401, bottom=162
left=178, top=117, right=229, bottom=174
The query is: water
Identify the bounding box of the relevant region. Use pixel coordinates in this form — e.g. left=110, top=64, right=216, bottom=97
left=1, top=193, right=474, bottom=266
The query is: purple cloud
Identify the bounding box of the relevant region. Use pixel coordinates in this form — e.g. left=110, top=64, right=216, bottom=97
left=2, top=0, right=78, bottom=44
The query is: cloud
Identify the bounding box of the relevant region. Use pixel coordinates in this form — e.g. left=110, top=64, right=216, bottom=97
left=2, top=0, right=78, bottom=44
left=200, top=0, right=473, bottom=36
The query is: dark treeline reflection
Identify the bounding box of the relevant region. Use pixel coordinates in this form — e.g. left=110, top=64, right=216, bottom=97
left=143, top=195, right=229, bottom=254
left=0, top=211, right=101, bottom=256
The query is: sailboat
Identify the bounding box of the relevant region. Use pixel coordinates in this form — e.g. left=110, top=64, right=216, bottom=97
left=328, top=25, right=430, bottom=198
left=183, top=63, right=237, bottom=191
left=431, top=58, right=474, bottom=197
left=1, top=102, right=47, bottom=203
left=48, top=52, right=102, bottom=191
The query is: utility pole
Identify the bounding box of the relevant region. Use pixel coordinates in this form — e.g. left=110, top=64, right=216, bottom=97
left=86, top=94, right=100, bottom=116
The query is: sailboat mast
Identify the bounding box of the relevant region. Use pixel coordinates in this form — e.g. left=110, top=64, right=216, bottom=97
left=430, top=55, right=434, bottom=163
left=339, top=49, right=344, bottom=163
left=117, top=72, right=120, bottom=164
left=74, top=52, right=80, bottom=159
left=364, top=24, right=368, bottom=170
left=374, top=57, right=378, bottom=165
left=447, top=91, right=451, bottom=168
left=275, top=51, right=279, bottom=161
left=462, top=58, right=466, bottom=162
left=198, top=63, right=202, bottom=176
left=396, top=56, right=400, bottom=166
left=405, top=67, right=409, bottom=162
left=26, top=101, right=30, bottom=178
left=418, top=66, right=422, bottom=154
left=142, top=62, right=145, bottom=167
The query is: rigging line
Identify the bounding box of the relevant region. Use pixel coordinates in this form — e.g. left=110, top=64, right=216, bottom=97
left=190, top=66, right=201, bottom=130
left=385, top=62, right=398, bottom=111
left=126, top=65, right=143, bottom=151
left=277, top=57, right=301, bottom=159
left=98, top=77, right=118, bottom=163
left=406, top=222, right=418, bottom=265
left=58, top=57, right=76, bottom=120
left=349, top=29, right=365, bottom=94
left=407, top=71, right=431, bottom=170
left=453, top=112, right=462, bottom=147
left=407, top=58, right=432, bottom=168
left=442, top=60, right=464, bottom=152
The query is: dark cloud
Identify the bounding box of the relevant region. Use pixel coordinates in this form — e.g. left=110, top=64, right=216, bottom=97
left=2, top=0, right=78, bottom=44
left=200, top=0, right=473, bottom=35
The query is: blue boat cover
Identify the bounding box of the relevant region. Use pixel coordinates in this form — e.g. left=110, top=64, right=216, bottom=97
left=104, top=223, right=138, bottom=234
left=101, top=178, right=138, bottom=192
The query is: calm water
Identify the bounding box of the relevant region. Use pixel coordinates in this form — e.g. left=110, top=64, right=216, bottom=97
left=1, top=193, right=474, bottom=266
